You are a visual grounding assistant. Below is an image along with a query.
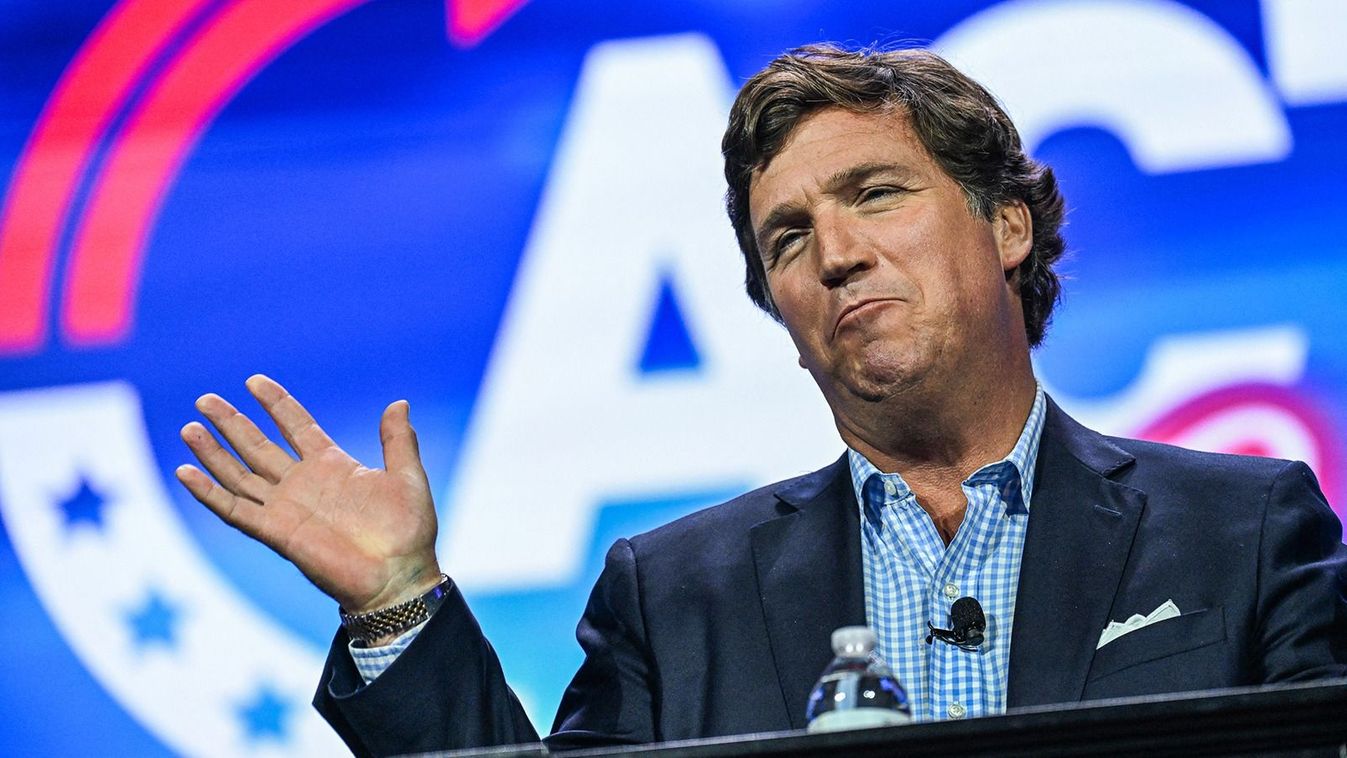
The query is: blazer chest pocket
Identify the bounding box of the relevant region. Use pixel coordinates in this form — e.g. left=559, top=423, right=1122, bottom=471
left=1087, top=606, right=1226, bottom=682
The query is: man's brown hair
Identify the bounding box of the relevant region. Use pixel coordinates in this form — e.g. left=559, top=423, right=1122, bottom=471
left=722, top=44, right=1066, bottom=347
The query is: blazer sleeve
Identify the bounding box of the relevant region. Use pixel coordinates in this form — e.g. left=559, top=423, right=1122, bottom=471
left=311, top=581, right=540, bottom=757
left=311, top=539, right=657, bottom=755
left=1256, top=460, right=1347, bottom=682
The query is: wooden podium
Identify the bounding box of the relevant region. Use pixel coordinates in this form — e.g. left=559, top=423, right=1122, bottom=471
left=434, top=679, right=1347, bottom=757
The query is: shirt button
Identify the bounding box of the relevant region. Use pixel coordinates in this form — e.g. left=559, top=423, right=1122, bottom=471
left=947, top=702, right=967, bottom=719
left=883, top=480, right=897, bottom=496
left=943, top=582, right=960, bottom=600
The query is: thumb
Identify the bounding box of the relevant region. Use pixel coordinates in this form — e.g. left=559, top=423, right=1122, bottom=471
left=380, top=400, right=425, bottom=478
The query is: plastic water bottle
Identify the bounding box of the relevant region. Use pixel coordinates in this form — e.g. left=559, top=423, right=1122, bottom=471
left=805, top=626, right=912, bottom=733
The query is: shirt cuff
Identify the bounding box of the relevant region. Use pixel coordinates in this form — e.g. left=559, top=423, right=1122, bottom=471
left=348, top=619, right=428, bottom=684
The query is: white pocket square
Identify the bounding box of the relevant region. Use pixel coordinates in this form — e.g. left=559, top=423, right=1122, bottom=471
left=1096, top=599, right=1181, bottom=649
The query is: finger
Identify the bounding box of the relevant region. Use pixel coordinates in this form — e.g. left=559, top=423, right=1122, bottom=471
left=180, top=421, right=271, bottom=503
left=175, top=463, right=270, bottom=539
left=245, top=374, right=336, bottom=458
left=195, top=393, right=295, bottom=483
left=380, top=400, right=427, bottom=480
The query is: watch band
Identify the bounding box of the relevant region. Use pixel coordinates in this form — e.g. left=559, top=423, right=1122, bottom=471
left=339, top=574, right=452, bottom=645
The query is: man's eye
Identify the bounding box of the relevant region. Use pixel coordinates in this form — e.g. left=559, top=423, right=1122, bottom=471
left=772, top=231, right=806, bottom=261
left=858, top=185, right=901, bottom=203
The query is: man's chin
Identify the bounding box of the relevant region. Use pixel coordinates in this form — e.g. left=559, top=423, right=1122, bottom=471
left=838, top=362, right=927, bottom=404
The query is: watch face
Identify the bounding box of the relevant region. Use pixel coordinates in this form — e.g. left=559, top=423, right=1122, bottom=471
left=1, top=1, right=1344, bottom=754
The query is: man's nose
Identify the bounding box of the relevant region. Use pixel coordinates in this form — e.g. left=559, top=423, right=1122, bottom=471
left=815, top=213, right=875, bottom=289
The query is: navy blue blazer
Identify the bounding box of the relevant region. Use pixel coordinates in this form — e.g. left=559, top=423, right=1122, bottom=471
left=314, top=399, right=1347, bottom=756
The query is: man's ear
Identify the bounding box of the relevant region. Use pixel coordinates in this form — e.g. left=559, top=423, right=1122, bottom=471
left=994, top=200, right=1033, bottom=275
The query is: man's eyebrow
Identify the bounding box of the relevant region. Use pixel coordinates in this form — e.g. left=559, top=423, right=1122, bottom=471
left=821, top=161, right=920, bottom=194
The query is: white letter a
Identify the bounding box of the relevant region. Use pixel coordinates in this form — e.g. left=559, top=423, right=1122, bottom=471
left=440, top=35, right=837, bottom=591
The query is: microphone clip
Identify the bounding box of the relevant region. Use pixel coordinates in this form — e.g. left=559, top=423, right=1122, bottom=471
left=925, top=596, right=986, bottom=651
left=924, top=622, right=983, bottom=651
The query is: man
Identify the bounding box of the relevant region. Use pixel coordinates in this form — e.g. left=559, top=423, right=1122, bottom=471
left=177, top=45, right=1347, bottom=756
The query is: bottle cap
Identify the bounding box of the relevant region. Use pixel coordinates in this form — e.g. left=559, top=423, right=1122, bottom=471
left=831, top=625, right=878, bottom=657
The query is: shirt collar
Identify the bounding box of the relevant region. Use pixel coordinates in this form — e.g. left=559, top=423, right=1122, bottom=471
left=846, top=385, right=1047, bottom=518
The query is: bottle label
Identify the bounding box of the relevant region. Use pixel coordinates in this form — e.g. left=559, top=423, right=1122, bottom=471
left=806, top=707, right=911, bottom=734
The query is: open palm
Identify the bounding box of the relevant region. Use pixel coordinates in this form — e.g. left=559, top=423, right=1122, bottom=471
left=176, top=374, right=441, bottom=613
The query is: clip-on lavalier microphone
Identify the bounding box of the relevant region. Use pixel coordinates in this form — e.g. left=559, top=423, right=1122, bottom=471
left=925, top=596, right=986, bottom=651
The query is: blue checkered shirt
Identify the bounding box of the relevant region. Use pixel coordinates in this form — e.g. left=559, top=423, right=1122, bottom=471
left=850, top=387, right=1045, bottom=722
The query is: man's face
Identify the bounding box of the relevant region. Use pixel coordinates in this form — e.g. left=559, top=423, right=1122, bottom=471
left=747, top=107, right=1030, bottom=407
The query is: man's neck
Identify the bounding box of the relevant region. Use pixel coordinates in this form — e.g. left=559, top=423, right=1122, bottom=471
left=836, top=367, right=1039, bottom=543
left=839, top=372, right=1037, bottom=471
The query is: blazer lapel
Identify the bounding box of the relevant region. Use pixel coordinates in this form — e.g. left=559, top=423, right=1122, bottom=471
left=751, top=456, right=866, bottom=729
left=1007, top=398, right=1146, bottom=707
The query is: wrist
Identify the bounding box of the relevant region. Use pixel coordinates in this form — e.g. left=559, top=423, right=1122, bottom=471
left=344, top=560, right=443, bottom=615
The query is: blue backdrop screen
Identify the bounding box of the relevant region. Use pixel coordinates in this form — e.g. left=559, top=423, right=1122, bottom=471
left=1, top=0, right=1345, bottom=754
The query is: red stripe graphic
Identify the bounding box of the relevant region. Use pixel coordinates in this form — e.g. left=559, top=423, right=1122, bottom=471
left=448, top=0, right=530, bottom=47
left=0, top=0, right=216, bottom=353
left=61, top=0, right=372, bottom=345
left=2, top=0, right=525, bottom=352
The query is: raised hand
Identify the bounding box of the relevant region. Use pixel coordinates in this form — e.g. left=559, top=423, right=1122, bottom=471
left=176, top=374, right=442, bottom=614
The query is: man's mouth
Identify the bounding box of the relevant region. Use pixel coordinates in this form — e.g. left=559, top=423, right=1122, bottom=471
left=833, top=298, right=898, bottom=339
